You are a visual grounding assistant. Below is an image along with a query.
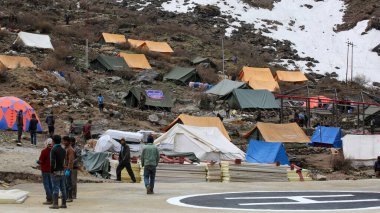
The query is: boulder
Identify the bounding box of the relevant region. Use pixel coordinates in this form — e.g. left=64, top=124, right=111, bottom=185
left=135, top=70, right=159, bottom=84
left=194, top=5, right=221, bottom=17
left=315, top=174, right=327, bottom=181
left=373, top=82, right=380, bottom=87
left=373, top=44, right=380, bottom=56
left=107, top=76, right=123, bottom=84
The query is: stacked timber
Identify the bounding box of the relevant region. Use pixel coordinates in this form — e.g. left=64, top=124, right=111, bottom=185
left=206, top=164, right=222, bottom=182
left=154, top=164, right=206, bottom=183
left=109, top=159, right=141, bottom=183
left=221, top=161, right=288, bottom=182
left=287, top=169, right=313, bottom=181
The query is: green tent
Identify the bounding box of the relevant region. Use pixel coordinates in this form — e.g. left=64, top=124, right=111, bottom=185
left=191, top=56, right=216, bottom=68
left=164, top=67, right=199, bottom=85
left=90, top=55, right=129, bottom=72
left=227, top=89, right=280, bottom=109
left=124, top=87, right=174, bottom=110
left=361, top=105, right=380, bottom=125
left=206, top=79, right=246, bottom=97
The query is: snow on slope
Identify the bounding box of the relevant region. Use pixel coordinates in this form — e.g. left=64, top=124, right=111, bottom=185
left=161, top=0, right=380, bottom=82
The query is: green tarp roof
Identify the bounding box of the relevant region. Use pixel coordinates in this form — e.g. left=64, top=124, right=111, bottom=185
left=126, top=87, right=174, bottom=109
left=361, top=105, right=380, bottom=121
left=91, top=55, right=129, bottom=71
left=228, top=89, right=280, bottom=109
left=191, top=56, right=210, bottom=64
left=206, top=79, right=246, bottom=97
left=164, top=67, right=196, bottom=83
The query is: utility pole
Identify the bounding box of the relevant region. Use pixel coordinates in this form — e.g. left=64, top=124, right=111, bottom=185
left=85, top=39, right=89, bottom=69
left=345, top=40, right=350, bottom=84
left=222, top=36, right=226, bottom=79
left=350, top=42, right=355, bottom=82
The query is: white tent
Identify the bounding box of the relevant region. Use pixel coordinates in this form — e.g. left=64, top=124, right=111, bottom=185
left=102, top=129, right=143, bottom=152
left=14, top=32, right=54, bottom=49
left=342, top=134, right=380, bottom=166
left=94, top=135, right=121, bottom=153
left=154, top=124, right=245, bottom=162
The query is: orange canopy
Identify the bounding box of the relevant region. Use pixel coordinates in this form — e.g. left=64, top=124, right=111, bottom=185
left=0, top=55, right=36, bottom=70
left=162, top=114, right=231, bottom=141
left=303, top=96, right=333, bottom=108
left=119, top=53, right=152, bottom=70
left=128, top=39, right=145, bottom=48
left=275, top=70, right=308, bottom=82
left=239, top=67, right=280, bottom=92
left=142, top=41, right=174, bottom=54
left=101, top=33, right=127, bottom=44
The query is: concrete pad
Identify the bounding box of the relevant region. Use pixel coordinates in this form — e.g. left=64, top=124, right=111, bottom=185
left=1, top=180, right=380, bottom=213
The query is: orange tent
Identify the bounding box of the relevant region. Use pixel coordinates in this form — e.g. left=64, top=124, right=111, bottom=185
left=162, top=114, right=231, bottom=141
left=303, top=96, right=333, bottom=108
left=0, top=55, right=36, bottom=71
left=141, top=41, right=174, bottom=54
left=128, top=39, right=145, bottom=48
left=119, top=52, right=152, bottom=70
left=275, top=70, right=308, bottom=83
left=239, top=67, right=280, bottom=92
left=101, top=33, right=127, bottom=44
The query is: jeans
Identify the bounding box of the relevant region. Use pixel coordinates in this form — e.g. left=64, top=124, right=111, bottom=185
left=99, top=103, right=104, bottom=112
left=42, top=172, right=52, bottom=200
left=71, top=169, right=78, bottom=198
left=30, top=131, right=37, bottom=145
left=144, top=166, right=156, bottom=189
left=48, top=126, right=55, bottom=138
left=116, top=162, right=136, bottom=182
left=65, top=172, right=72, bottom=197
left=51, top=174, right=66, bottom=200
left=17, top=127, right=22, bottom=143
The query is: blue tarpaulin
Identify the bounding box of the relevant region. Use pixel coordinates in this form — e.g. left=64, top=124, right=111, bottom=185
left=246, top=139, right=289, bottom=165
left=310, top=126, right=342, bottom=148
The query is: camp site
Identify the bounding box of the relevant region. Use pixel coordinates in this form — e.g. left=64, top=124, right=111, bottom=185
left=1, top=0, right=380, bottom=212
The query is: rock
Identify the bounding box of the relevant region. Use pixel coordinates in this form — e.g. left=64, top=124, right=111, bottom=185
left=330, top=72, right=339, bottom=78
left=159, top=119, right=168, bottom=126
left=110, top=110, right=122, bottom=119
left=365, top=17, right=380, bottom=32
left=373, top=82, right=380, bottom=87
left=194, top=5, right=221, bottom=17
left=316, top=174, right=327, bottom=181
left=135, top=70, right=159, bottom=84
left=107, top=76, right=123, bottom=84
left=373, top=44, right=380, bottom=56
left=178, top=105, right=200, bottom=113
left=148, top=114, right=159, bottom=123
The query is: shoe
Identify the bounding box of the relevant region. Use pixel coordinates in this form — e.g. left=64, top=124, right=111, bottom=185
left=60, top=197, right=67, bottom=208
left=66, top=191, right=73, bottom=202
left=43, top=199, right=52, bottom=205
left=17, top=143, right=22, bottom=146
left=49, top=194, right=59, bottom=209
left=146, top=185, right=152, bottom=194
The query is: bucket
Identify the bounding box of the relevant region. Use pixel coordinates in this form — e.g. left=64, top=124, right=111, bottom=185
left=235, top=159, right=242, bottom=164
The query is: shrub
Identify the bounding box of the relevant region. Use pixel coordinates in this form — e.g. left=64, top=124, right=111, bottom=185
left=40, top=57, right=65, bottom=71
left=197, top=65, right=219, bottom=84
left=353, top=74, right=369, bottom=85
left=35, top=21, right=53, bottom=34
left=332, top=158, right=353, bottom=174
left=53, top=44, right=73, bottom=60
left=0, top=70, right=9, bottom=83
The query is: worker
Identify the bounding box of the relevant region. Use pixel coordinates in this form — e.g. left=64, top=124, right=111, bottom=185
left=141, top=135, right=160, bottom=194
left=116, top=138, right=136, bottom=183
left=50, top=135, right=67, bottom=209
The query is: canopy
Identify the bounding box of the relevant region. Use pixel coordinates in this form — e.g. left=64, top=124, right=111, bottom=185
left=206, top=79, right=246, bottom=97
left=0, top=96, right=42, bottom=131
left=101, top=33, right=126, bottom=44
left=310, top=126, right=342, bottom=148
left=142, top=41, right=174, bottom=54
left=124, top=87, right=174, bottom=109
left=239, top=67, right=280, bottom=92
left=14, top=32, right=54, bottom=49
left=164, top=67, right=198, bottom=85
left=246, top=139, right=289, bottom=165
left=303, top=96, right=333, bottom=108
left=119, top=53, right=151, bottom=69
left=275, top=70, right=308, bottom=82
left=128, top=39, right=145, bottom=48
left=343, top=135, right=380, bottom=166
left=155, top=124, right=245, bottom=161
left=244, top=122, right=310, bottom=143
left=90, top=55, right=129, bottom=72
left=0, top=55, right=36, bottom=70
left=227, top=89, right=280, bottom=109
left=162, top=114, right=231, bottom=141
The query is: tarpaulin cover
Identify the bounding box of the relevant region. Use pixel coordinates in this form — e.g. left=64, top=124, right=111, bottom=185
left=142, top=41, right=174, bottom=53
left=101, top=33, right=126, bottom=44
left=94, top=135, right=121, bottom=153
left=0, top=55, right=36, bottom=70
left=155, top=124, right=245, bottom=161
left=14, top=32, right=54, bottom=49
left=119, top=53, right=151, bottom=69
left=303, top=96, right=333, bottom=108
left=275, top=70, right=308, bottom=82
left=343, top=135, right=380, bottom=161
left=206, top=79, right=246, bottom=97
left=163, top=114, right=231, bottom=141
left=164, top=67, right=197, bottom=84
left=310, top=126, right=342, bottom=148
left=0, top=96, right=42, bottom=131
left=145, top=90, right=164, bottom=99
left=244, top=122, right=310, bottom=143
left=227, top=89, right=280, bottom=109
left=125, top=87, right=174, bottom=109
left=103, top=129, right=143, bottom=143
left=247, top=79, right=280, bottom=93
left=0, top=189, right=29, bottom=204
left=246, top=139, right=289, bottom=165
left=83, top=151, right=112, bottom=178
left=239, top=66, right=280, bottom=92
left=90, top=55, right=128, bottom=71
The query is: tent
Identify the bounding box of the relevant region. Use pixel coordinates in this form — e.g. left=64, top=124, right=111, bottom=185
left=303, top=96, right=333, bottom=108
left=141, top=41, right=174, bottom=54
left=90, top=55, right=129, bottom=72
left=191, top=56, right=211, bottom=65
left=246, top=139, right=289, bottom=165
left=100, top=33, right=126, bottom=44
left=102, top=129, right=143, bottom=152
left=124, top=87, right=174, bottom=110
left=243, top=122, right=310, bottom=143
left=0, top=55, right=36, bottom=71
left=162, top=114, right=231, bottom=141
left=310, top=126, right=342, bottom=148
left=14, top=32, right=54, bottom=49
left=206, top=79, right=246, bottom=97
left=119, top=53, right=152, bottom=70
left=0, top=96, right=43, bottom=131
left=94, top=135, right=121, bottom=153
left=155, top=124, right=245, bottom=161
left=227, top=89, right=280, bottom=109
left=342, top=135, right=380, bottom=166
left=275, top=70, right=308, bottom=83
left=239, top=66, right=280, bottom=92
left=361, top=105, right=380, bottom=125
left=164, top=67, right=199, bottom=85
left=128, top=39, right=145, bottom=48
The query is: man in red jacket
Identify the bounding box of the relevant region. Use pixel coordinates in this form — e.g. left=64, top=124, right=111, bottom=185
left=37, top=139, right=53, bottom=204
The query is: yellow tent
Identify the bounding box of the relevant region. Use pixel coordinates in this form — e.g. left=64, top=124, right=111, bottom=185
left=243, top=122, right=310, bottom=143
left=0, top=55, right=36, bottom=70
left=101, top=33, right=127, bottom=44
left=162, top=114, right=231, bottom=141
left=247, top=79, right=280, bottom=93
left=239, top=67, right=280, bottom=92
left=119, top=53, right=152, bottom=70
left=275, top=70, right=308, bottom=83
left=142, top=41, right=174, bottom=54
left=128, top=39, right=145, bottom=48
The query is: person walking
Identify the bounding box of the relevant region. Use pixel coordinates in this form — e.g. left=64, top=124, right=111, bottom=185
left=16, top=110, right=23, bottom=146
left=50, top=135, right=67, bottom=209
left=374, top=156, right=380, bottom=178
left=98, top=94, right=104, bottom=113
left=224, top=102, right=230, bottom=119
left=116, top=139, right=136, bottom=183
left=28, top=114, right=38, bottom=147
left=63, top=136, right=74, bottom=203
left=37, top=139, right=53, bottom=205
left=82, top=120, right=92, bottom=141
left=141, top=135, right=160, bottom=194
left=68, top=117, right=75, bottom=138
left=70, top=137, right=81, bottom=199
left=46, top=112, right=55, bottom=138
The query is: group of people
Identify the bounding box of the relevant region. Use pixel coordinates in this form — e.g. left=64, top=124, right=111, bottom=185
left=37, top=135, right=81, bottom=209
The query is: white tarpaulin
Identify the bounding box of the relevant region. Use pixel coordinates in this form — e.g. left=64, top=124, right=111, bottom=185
left=342, top=134, right=380, bottom=166
left=14, top=32, right=54, bottom=49
left=103, top=130, right=143, bottom=142
left=94, top=135, right=121, bottom=153
left=0, top=189, right=29, bottom=204
left=154, top=124, right=245, bottom=161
